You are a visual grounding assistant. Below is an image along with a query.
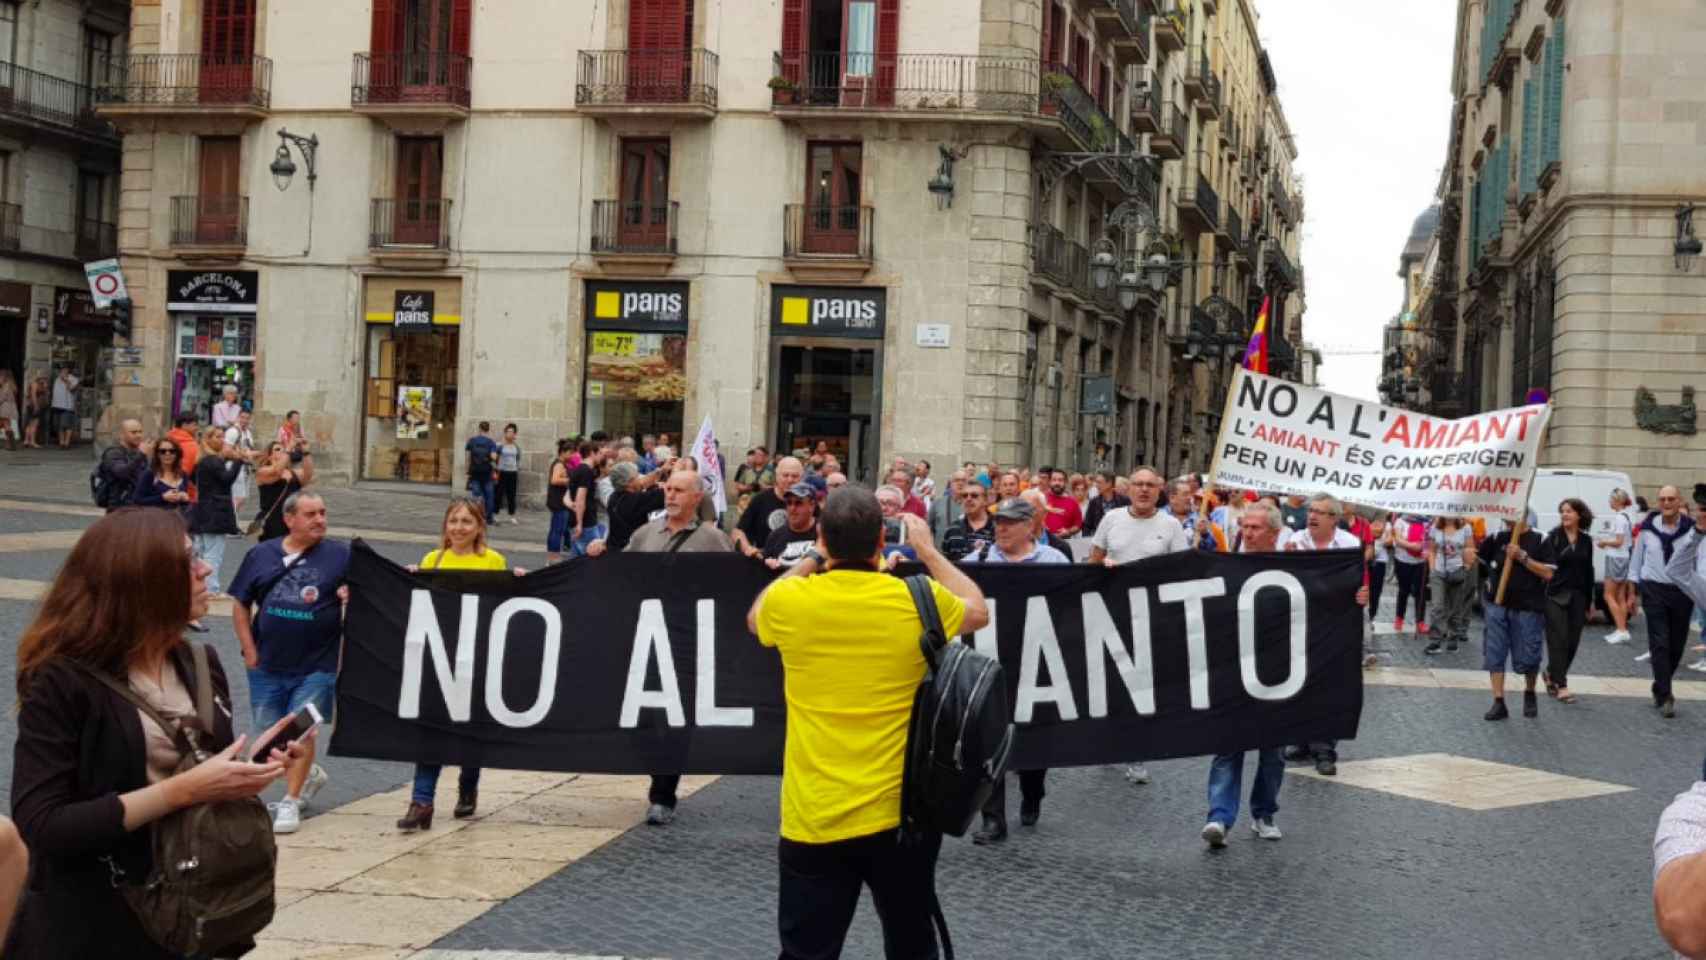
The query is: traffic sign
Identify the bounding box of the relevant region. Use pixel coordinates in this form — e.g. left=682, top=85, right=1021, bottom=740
left=84, top=259, right=128, bottom=309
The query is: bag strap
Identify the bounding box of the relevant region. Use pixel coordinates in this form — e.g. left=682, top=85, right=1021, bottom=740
left=190, top=642, right=214, bottom=738
left=930, top=894, right=955, bottom=960
left=664, top=525, right=697, bottom=553
left=82, top=663, right=198, bottom=760
left=905, top=574, right=947, bottom=666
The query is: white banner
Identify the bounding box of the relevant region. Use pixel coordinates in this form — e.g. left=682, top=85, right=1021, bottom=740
left=689, top=414, right=729, bottom=517
left=1209, top=369, right=1551, bottom=520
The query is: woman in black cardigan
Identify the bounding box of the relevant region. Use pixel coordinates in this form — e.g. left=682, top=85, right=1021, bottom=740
left=1543, top=497, right=1596, bottom=703
left=7, top=509, right=304, bottom=958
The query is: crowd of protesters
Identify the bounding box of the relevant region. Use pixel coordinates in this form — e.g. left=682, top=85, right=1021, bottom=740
left=18, top=408, right=1706, bottom=958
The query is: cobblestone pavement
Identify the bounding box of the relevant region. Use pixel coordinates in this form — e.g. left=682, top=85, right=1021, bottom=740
left=0, top=449, right=1698, bottom=957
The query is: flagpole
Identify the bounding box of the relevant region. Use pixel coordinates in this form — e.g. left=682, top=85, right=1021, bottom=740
left=1494, top=403, right=1553, bottom=606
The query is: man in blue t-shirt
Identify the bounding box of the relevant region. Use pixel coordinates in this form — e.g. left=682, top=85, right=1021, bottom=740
left=229, top=490, right=351, bottom=835
left=465, top=420, right=499, bottom=520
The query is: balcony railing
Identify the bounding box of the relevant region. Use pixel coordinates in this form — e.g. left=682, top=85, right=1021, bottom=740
left=578, top=48, right=717, bottom=110
left=1161, top=101, right=1189, bottom=144
left=96, top=54, right=272, bottom=109
left=1031, top=221, right=1093, bottom=297
left=0, top=202, right=19, bottom=252
left=1042, top=64, right=1133, bottom=155
left=590, top=199, right=679, bottom=255
left=784, top=204, right=874, bottom=260
left=1227, top=207, right=1243, bottom=249
left=1267, top=242, right=1297, bottom=289
left=76, top=218, right=117, bottom=260
left=773, top=51, right=1037, bottom=113
left=369, top=198, right=452, bottom=249
left=1187, top=49, right=1220, bottom=114
left=1193, top=173, right=1220, bottom=231
left=0, top=61, right=116, bottom=140
left=1093, top=0, right=1140, bottom=40
left=171, top=195, right=248, bottom=247
left=352, top=52, right=471, bottom=108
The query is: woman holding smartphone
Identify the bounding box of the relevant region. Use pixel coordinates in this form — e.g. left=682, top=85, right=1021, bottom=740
left=253, top=439, right=314, bottom=542
left=8, top=509, right=308, bottom=958
left=397, top=498, right=525, bottom=831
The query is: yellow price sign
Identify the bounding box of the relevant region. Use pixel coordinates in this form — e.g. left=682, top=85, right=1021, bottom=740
left=592, top=332, right=637, bottom=356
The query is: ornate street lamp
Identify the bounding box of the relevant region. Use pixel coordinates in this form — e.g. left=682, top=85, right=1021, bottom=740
left=1676, top=203, right=1702, bottom=271
left=1117, top=260, right=1143, bottom=310
left=271, top=129, right=320, bottom=193
left=1090, top=237, right=1119, bottom=289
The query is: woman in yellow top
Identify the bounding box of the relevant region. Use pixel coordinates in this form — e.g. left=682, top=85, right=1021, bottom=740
left=397, top=497, right=524, bottom=831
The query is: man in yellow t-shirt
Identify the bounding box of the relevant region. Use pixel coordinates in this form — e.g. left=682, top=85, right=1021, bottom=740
left=749, top=489, right=988, bottom=960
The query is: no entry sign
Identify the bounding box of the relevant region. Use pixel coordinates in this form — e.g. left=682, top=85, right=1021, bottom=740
left=84, top=259, right=129, bottom=309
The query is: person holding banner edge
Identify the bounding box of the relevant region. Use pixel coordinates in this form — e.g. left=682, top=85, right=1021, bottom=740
left=1279, top=494, right=1368, bottom=776
left=395, top=497, right=527, bottom=832
left=1479, top=513, right=1554, bottom=721
left=748, top=490, right=987, bottom=960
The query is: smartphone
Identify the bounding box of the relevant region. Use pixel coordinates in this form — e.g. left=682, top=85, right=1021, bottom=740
left=882, top=516, right=904, bottom=545
left=252, top=703, right=322, bottom=763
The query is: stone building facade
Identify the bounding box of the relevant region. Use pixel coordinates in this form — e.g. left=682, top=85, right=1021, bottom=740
left=0, top=0, right=126, bottom=441
left=1419, top=0, right=1706, bottom=494
left=96, top=0, right=1308, bottom=497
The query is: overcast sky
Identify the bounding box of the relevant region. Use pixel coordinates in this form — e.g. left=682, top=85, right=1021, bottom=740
left=1255, top=3, right=1457, bottom=400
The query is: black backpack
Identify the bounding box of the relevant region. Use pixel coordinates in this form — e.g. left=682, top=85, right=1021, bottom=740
left=900, top=574, right=1014, bottom=839
left=91, top=447, right=133, bottom=509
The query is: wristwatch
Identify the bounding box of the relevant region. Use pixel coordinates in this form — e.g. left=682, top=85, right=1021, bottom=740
left=801, top=548, right=826, bottom=568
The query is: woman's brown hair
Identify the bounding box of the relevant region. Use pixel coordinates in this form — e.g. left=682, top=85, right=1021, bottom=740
left=150, top=437, right=182, bottom=476
left=427, top=497, right=489, bottom=569
left=17, top=508, right=193, bottom=697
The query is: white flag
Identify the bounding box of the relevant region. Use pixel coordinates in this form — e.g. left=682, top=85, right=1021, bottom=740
left=689, top=414, right=728, bottom=517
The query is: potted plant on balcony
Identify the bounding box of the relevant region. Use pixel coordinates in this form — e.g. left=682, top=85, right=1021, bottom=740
left=768, top=75, right=798, bottom=105
left=1040, top=71, right=1071, bottom=116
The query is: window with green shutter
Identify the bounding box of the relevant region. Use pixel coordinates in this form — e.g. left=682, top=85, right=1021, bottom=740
left=1520, top=75, right=1540, bottom=197
left=1541, top=19, right=1566, bottom=171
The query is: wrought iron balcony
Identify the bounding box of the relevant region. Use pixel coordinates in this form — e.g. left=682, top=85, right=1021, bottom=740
left=1266, top=241, right=1298, bottom=290
left=784, top=204, right=874, bottom=261
left=1268, top=175, right=1294, bottom=222
left=1031, top=221, right=1092, bottom=298
left=96, top=55, right=272, bottom=113
left=1092, top=0, right=1147, bottom=64
left=1179, top=172, right=1219, bottom=232
left=1150, top=102, right=1188, bottom=160
left=369, top=198, right=452, bottom=250
left=0, top=202, right=19, bottom=252
left=1040, top=63, right=1133, bottom=155
left=578, top=48, right=717, bottom=114
left=75, top=217, right=117, bottom=261
left=353, top=52, right=472, bottom=112
left=590, top=199, right=679, bottom=256
left=1130, top=82, right=1160, bottom=134
left=1227, top=207, right=1244, bottom=252
left=773, top=51, right=1037, bottom=115
left=170, top=195, right=248, bottom=249
left=0, top=61, right=118, bottom=144
left=1187, top=50, right=1220, bottom=119
left=1154, top=1, right=1187, bottom=53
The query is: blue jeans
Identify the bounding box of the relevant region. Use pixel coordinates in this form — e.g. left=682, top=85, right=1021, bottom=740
left=1207, top=749, right=1284, bottom=826
left=467, top=474, right=496, bottom=521
left=248, top=668, right=338, bottom=732
left=412, top=763, right=481, bottom=806
left=192, top=532, right=227, bottom=595
left=547, top=509, right=571, bottom=554
left=571, top=522, right=606, bottom=558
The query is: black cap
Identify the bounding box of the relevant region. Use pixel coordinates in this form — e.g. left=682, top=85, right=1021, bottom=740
left=785, top=482, right=816, bottom=501
left=992, top=498, right=1036, bottom=522
left=1693, top=483, right=1706, bottom=507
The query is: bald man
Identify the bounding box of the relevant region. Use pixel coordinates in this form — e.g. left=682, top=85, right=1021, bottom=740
left=1632, top=485, right=1698, bottom=716
left=734, top=456, right=805, bottom=558
left=95, top=418, right=152, bottom=511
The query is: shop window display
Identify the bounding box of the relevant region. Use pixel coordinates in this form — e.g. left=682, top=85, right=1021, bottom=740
left=363, top=325, right=459, bottom=483
left=173, top=315, right=255, bottom=419
left=583, top=330, right=685, bottom=440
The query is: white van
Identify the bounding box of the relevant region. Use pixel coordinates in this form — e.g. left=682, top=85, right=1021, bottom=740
left=1529, top=468, right=1636, bottom=583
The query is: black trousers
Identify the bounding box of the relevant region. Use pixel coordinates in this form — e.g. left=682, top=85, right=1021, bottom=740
left=496, top=470, right=519, bottom=516
left=1643, top=582, right=1696, bottom=703
left=981, top=769, right=1047, bottom=822
left=1543, top=590, right=1589, bottom=689
left=778, top=829, right=943, bottom=960
left=1394, top=562, right=1426, bottom=625
left=649, top=775, right=680, bottom=807
left=1368, top=562, right=1387, bottom=623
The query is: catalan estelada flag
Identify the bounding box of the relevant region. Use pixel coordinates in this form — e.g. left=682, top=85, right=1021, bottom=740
left=1241, top=296, right=1271, bottom=374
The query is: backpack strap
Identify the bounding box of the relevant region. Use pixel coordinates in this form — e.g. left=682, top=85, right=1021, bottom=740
left=189, top=642, right=215, bottom=739
left=930, top=894, right=955, bottom=960
left=904, top=574, right=947, bottom=666
left=664, top=524, right=697, bottom=553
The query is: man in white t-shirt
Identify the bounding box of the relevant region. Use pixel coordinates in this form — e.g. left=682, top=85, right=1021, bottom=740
left=1282, top=493, right=1369, bottom=776
left=1089, top=465, right=1188, bottom=786
left=1089, top=466, right=1189, bottom=566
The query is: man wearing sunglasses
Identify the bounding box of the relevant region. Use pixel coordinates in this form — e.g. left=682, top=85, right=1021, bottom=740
left=941, top=479, right=996, bottom=561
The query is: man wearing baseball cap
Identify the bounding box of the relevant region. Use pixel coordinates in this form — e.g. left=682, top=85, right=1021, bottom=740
left=762, top=482, right=820, bottom=569
left=962, top=497, right=1068, bottom=844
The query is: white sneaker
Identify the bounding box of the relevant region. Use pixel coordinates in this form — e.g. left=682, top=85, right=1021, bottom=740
left=509, top=516, right=520, bottom=525
left=299, top=764, right=329, bottom=807
left=1606, top=631, right=1630, bottom=645
left=1124, top=764, right=1151, bottom=785
left=1201, top=821, right=1227, bottom=848
left=1636, top=652, right=1652, bottom=663
left=1251, top=818, right=1283, bottom=841
left=1688, top=660, right=1706, bottom=672
left=271, top=798, right=302, bottom=834
left=1693, top=621, right=1703, bottom=635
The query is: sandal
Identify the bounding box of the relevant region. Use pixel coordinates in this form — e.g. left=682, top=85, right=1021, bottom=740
left=1544, top=680, right=1558, bottom=698
left=1557, top=690, right=1577, bottom=704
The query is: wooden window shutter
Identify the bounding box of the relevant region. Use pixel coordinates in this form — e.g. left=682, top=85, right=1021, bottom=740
left=371, top=0, right=398, bottom=53
left=450, top=0, right=472, bottom=55
left=1542, top=20, right=1565, bottom=167
left=874, top=0, right=899, bottom=107
left=1041, top=5, right=1052, bottom=71
left=1519, top=74, right=1538, bottom=196
left=780, top=0, right=805, bottom=84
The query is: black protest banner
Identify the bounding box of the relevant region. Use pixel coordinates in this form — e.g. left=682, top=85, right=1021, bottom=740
left=331, top=541, right=1365, bottom=774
